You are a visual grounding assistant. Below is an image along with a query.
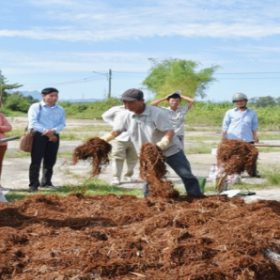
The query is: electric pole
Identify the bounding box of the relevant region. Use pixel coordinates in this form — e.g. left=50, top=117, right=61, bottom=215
left=108, top=69, right=112, bottom=99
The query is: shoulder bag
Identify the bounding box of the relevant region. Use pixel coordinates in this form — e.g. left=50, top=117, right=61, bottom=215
left=19, top=104, right=42, bottom=152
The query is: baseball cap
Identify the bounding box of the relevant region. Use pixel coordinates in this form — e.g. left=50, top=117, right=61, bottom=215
left=121, top=88, right=144, bottom=101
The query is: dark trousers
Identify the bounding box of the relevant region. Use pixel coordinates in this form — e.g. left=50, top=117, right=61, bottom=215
left=0, top=145, right=7, bottom=179
left=29, top=132, right=59, bottom=188
left=249, top=141, right=258, bottom=177
left=144, top=150, right=202, bottom=197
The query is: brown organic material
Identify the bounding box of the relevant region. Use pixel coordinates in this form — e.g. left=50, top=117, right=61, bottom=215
left=72, top=137, right=112, bottom=176
left=216, top=139, right=258, bottom=192
left=0, top=194, right=279, bottom=279
left=217, top=139, right=258, bottom=176
left=140, top=143, right=179, bottom=199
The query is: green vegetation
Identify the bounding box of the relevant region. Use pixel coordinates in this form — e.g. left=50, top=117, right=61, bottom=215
left=6, top=178, right=143, bottom=202
left=60, top=98, right=121, bottom=119
left=143, top=58, right=218, bottom=98
left=1, top=68, right=280, bottom=129
left=186, top=102, right=280, bottom=129
left=0, top=71, right=37, bottom=112
left=262, top=167, right=280, bottom=185
left=4, top=98, right=273, bottom=130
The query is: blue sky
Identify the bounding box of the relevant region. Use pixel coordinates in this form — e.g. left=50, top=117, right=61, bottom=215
left=0, top=0, right=279, bottom=101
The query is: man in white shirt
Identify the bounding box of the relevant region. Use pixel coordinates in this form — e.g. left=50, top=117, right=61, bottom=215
left=222, top=92, right=260, bottom=177
left=28, top=87, right=65, bottom=192
left=101, top=88, right=203, bottom=198
left=102, top=106, right=138, bottom=185
left=151, top=91, right=194, bottom=148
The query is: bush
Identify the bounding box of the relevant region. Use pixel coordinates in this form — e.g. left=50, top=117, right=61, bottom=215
left=5, top=93, right=37, bottom=112
left=60, top=98, right=122, bottom=119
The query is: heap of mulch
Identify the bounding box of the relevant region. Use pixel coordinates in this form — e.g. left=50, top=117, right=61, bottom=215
left=72, top=137, right=112, bottom=176
left=140, top=143, right=179, bottom=199
left=0, top=194, right=279, bottom=279
left=217, top=139, right=258, bottom=176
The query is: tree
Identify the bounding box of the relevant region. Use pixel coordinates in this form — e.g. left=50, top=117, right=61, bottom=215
left=252, top=96, right=276, bottom=107
left=0, top=70, right=22, bottom=103
left=0, top=70, right=38, bottom=112
left=143, top=59, right=218, bottom=98
left=5, top=92, right=38, bottom=112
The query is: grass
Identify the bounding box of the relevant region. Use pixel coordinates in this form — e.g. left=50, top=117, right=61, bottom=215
left=5, top=150, right=29, bottom=158
left=261, top=168, right=280, bottom=186
left=185, top=142, right=213, bottom=154
left=5, top=178, right=143, bottom=202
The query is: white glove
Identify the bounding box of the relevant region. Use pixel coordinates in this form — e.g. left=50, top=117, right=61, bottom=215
left=100, top=132, right=115, bottom=142
left=156, top=136, right=170, bottom=150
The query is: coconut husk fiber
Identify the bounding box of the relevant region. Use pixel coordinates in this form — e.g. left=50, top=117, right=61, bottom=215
left=217, top=139, right=258, bottom=176
left=72, top=137, right=112, bottom=176
left=1, top=194, right=279, bottom=279
left=140, top=143, right=179, bottom=199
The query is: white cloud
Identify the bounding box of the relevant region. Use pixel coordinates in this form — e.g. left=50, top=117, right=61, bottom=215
left=1, top=0, right=280, bottom=41
left=1, top=21, right=280, bottom=42
left=0, top=50, right=153, bottom=76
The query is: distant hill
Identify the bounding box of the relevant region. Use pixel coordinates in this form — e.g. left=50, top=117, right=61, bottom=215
left=60, top=98, right=98, bottom=103
left=20, top=91, right=98, bottom=103
left=20, top=90, right=41, bottom=100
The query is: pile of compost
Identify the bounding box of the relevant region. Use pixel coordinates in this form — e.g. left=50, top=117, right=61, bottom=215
left=0, top=194, right=279, bottom=279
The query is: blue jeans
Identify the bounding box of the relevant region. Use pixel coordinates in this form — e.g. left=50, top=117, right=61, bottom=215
left=143, top=150, right=202, bottom=197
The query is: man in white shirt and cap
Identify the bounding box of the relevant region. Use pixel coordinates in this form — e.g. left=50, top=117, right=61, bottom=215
left=101, top=88, right=203, bottom=198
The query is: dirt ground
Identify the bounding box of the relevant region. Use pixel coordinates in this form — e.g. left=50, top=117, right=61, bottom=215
left=2, top=140, right=280, bottom=202
left=1, top=117, right=280, bottom=202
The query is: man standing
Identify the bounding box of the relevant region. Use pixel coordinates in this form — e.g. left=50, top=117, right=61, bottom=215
left=151, top=91, right=194, bottom=148
left=28, top=87, right=65, bottom=191
left=101, top=88, right=203, bottom=198
left=102, top=105, right=138, bottom=185
left=222, top=92, right=259, bottom=176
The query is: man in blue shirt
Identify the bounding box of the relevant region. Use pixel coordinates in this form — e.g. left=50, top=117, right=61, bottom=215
left=222, top=92, right=259, bottom=176
left=28, top=87, right=65, bottom=191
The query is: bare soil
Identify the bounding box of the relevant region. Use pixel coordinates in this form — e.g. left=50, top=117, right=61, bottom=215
left=0, top=194, right=280, bottom=279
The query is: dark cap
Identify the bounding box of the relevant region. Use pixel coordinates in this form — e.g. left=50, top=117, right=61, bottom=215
left=121, top=88, right=144, bottom=101
left=167, top=91, right=181, bottom=100
left=41, top=87, right=59, bottom=95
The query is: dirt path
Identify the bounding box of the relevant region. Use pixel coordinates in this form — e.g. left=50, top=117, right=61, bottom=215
left=1, top=118, right=280, bottom=201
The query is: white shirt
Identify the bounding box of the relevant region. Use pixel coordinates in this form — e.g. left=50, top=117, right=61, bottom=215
left=102, top=106, right=130, bottom=142
left=113, top=105, right=181, bottom=157
left=161, top=106, right=188, bottom=136
left=222, top=107, right=258, bottom=142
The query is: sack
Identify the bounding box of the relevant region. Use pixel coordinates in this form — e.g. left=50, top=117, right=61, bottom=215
left=19, top=131, right=34, bottom=152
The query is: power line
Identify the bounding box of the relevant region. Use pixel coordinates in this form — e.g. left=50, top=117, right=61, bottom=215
left=17, top=69, right=280, bottom=93
left=216, top=77, right=280, bottom=80
left=216, top=71, right=280, bottom=75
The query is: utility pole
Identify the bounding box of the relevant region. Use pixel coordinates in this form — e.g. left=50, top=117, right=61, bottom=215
left=108, top=69, right=112, bottom=99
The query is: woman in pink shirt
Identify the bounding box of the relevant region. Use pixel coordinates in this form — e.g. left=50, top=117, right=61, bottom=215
left=0, top=113, right=12, bottom=185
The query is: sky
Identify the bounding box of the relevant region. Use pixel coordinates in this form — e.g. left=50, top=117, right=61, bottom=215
left=0, top=0, right=280, bottom=102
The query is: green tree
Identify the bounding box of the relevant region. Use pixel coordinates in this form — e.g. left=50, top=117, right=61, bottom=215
left=0, top=70, right=22, bottom=103
left=253, top=96, right=276, bottom=107
left=5, top=92, right=37, bottom=112
left=143, top=59, right=218, bottom=98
